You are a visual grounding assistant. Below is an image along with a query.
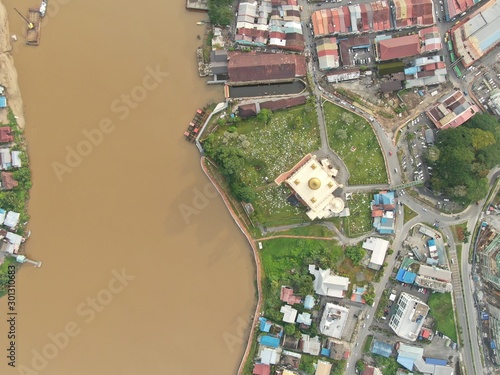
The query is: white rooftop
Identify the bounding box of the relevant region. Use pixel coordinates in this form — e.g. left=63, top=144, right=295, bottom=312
left=301, top=334, right=321, bottom=355
left=309, top=265, right=350, bottom=298
left=362, top=237, right=389, bottom=266
left=4, top=211, right=20, bottom=229
left=418, top=265, right=452, bottom=282
left=280, top=304, right=298, bottom=323
left=319, top=303, right=349, bottom=339
left=276, top=154, right=343, bottom=220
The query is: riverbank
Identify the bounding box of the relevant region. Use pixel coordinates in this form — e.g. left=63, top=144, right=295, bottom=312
left=0, top=0, right=26, bottom=129
left=200, top=156, right=262, bottom=375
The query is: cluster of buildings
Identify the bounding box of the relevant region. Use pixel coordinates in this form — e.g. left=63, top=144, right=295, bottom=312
left=251, top=272, right=352, bottom=375
left=0, top=126, right=21, bottom=190
left=275, top=154, right=346, bottom=220
left=426, top=89, right=479, bottom=129
left=450, top=0, right=500, bottom=68
left=235, top=0, right=305, bottom=51
left=311, top=0, right=434, bottom=36
left=371, top=190, right=396, bottom=235
left=372, top=340, right=454, bottom=374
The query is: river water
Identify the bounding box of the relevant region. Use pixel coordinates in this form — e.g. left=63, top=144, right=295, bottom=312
left=1, top=1, right=255, bottom=374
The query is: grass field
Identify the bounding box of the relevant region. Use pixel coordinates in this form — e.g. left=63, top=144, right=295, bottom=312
left=403, top=204, right=418, bottom=224
left=345, top=193, right=373, bottom=236
left=280, top=224, right=335, bottom=238
left=323, top=102, right=387, bottom=185
left=363, top=335, right=374, bottom=353
left=427, top=292, right=457, bottom=342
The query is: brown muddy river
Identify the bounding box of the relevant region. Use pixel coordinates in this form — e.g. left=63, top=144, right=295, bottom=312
left=1, top=1, right=255, bottom=374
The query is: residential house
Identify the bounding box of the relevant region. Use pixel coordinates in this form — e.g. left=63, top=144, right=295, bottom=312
left=371, top=191, right=396, bottom=235
left=280, top=304, right=298, bottom=323
left=0, top=127, right=13, bottom=143
left=3, top=211, right=20, bottom=230
left=296, top=312, right=312, bottom=327
left=371, top=339, right=394, bottom=358
left=280, top=286, right=302, bottom=305
left=253, top=363, right=271, bottom=375
left=1, top=172, right=18, bottom=190
left=0, top=148, right=11, bottom=169
left=315, top=360, right=332, bottom=375
left=362, top=366, right=383, bottom=375
left=304, top=295, right=315, bottom=309
left=300, top=334, right=321, bottom=355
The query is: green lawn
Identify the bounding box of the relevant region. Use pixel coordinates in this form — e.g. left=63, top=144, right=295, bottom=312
left=363, top=335, right=374, bottom=353
left=345, top=193, right=373, bottom=236
left=403, top=204, right=418, bottom=224
left=280, top=224, right=334, bottom=238
left=207, top=103, right=321, bottom=226
left=427, top=292, right=458, bottom=342
left=323, top=102, right=388, bottom=185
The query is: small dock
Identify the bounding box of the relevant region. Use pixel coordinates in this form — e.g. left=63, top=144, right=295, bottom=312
left=26, top=8, right=41, bottom=46
left=183, top=108, right=209, bottom=143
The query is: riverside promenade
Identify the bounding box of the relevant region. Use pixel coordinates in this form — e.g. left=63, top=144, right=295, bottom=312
left=200, top=156, right=262, bottom=375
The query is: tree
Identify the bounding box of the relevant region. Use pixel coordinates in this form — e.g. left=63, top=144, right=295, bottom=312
left=469, top=128, right=496, bottom=150
left=208, top=0, right=234, bottom=26
left=284, top=324, right=296, bottom=336
left=257, top=108, right=272, bottom=125
left=345, top=245, right=366, bottom=265
left=335, top=128, right=348, bottom=140
left=406, top=132, right=415, bottom=141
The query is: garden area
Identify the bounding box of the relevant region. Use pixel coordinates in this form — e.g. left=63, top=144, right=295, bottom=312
left=344, top=192, right=373, bottom=236
left=202, top=102, right=321, bottom=227
left=427, top=292, right=458, bottom=342
left=260, top=237, right=344, bottom=321
left=323, top=102, right=387, bottom=185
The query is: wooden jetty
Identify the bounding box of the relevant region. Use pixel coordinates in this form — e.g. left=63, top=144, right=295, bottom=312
left=183, top=108, right=210, bottom=143
left=26, top=8, right=41, bottom=46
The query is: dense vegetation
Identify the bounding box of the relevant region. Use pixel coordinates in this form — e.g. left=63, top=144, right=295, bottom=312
left=429, top=113, right=500, bottom=204
left=208, top=0, right=234, bottom=26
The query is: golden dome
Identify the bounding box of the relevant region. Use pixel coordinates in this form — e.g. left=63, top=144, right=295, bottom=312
left=308, top=177, right=321, bottom=190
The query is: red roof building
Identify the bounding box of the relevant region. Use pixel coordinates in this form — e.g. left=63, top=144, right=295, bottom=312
left=227, top=52, right=306, bottom=84
left=393, top=0, right=434, bottom=27
left=377, top=34, right=421, bottom=61
left=426, top=90, right=479, bottom=129
left=1, top=172, right=18, bottom=190
left=253, top=363, right=271, bottom=375
left=0, top=127, right=13, bottom=143
left=280, top=286, right=302, bottom=305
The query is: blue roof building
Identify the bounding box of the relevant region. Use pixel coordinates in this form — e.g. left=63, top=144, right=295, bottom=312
left=425, top=358, right=448, bottom=366
left=304, top=295, right=315, bottom=309
left=321, top=347, right=330, bottom=357
left=0, top=96, right=6, bottom=108
left=396, top=268, right=417, bottom=284
left=259, top=317, right=272, bottom=333
left=428, top=239, right=436, bottom=247
left=371, top=191, right=396, bottom=235
left=371, top=339, right=393, bottom=358
left=259, top=335, right=280, bottom=348
left=397, top=344, right=424, bottom=370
